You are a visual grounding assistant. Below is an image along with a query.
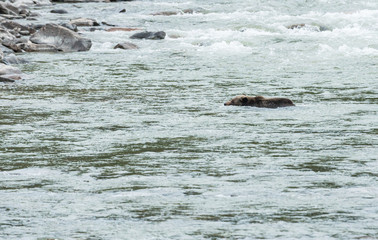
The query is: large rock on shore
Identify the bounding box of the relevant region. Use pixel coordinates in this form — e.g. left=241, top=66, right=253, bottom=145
left=29, top=23, right=92, bottom=52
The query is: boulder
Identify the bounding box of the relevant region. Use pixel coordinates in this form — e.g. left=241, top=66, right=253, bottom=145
left=114, top=42, right=139, bottom=50
left=130, top=31, right=166, bottom=40
left=29, top=23, right=92, bottom=52
left=69, top=18, right=99, bottom=27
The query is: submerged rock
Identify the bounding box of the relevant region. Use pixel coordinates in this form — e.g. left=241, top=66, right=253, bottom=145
left=50, top=9, right=68, bottom=14
left=29, top=23, right=92, bottom=52
left=114, top=42, right=139, bottom=50
left=152, top=9, right=194, bottom=16
left=130, top=31, right=166, bottom=40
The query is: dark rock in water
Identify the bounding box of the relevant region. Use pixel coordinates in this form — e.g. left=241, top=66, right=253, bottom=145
left=69, top=18, right=100, bottom=27
left=101, top=21, right=116, bottom=27
left=114, top=42, right=139, bottom=50
left=130, top=31, right=166, bottom=40
left=51, top=9, right=68, bottom=14
left=119, top=9, right=126, bottom=13
left=3, top=53, right=28, bottom=64
left=29, top=23, right=92, bottom=52
left=0, top=76, right=15, bottom=82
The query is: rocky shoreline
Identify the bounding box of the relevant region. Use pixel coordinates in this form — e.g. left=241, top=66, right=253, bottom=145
left=0, top=0, right=329, bottom=83
left=0, top=0, right=172, bottom=82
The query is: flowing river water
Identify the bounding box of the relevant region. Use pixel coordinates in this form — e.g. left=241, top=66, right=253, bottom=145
left=1, top=0, right=377, bottom=239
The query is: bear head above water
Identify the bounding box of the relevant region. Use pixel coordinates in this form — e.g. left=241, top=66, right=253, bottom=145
left=224, top=95, right=295, bottom=108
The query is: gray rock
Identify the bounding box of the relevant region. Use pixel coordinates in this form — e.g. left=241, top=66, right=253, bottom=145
left=3, top=53, right=28, bottom=64
left=60, top=22, right=78, bottom=32
left=0, top=20, right=36, bottom=35
left=130, top=31, right=166, bottom=40
left=0, top=63, right=22, bottom=75
left=19, top=41, right=60, bottom=52
left=69, top=17, right=99, bottom=27
left=114, top=42, right=139, bottom=50
left=0, top=27, right=16, bottom=43
left=51, top=9, right=68, bottom=14
left=0, top=2, right=20, bottom=16
left=29, top=23, right=92, bottom=52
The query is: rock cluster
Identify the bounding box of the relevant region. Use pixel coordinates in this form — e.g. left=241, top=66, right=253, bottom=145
left=0, top=0, right=184, bottom=82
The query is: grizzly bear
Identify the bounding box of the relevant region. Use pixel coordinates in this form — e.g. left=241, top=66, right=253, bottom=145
left=224, top=95, right=295, bottom=108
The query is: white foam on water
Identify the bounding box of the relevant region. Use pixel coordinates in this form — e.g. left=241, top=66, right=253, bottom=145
left=197, top=41, right=252, bottom=54
left=318, top=43, right=378, bottom=56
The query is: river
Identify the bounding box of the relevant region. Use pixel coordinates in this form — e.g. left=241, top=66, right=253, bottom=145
left=1, top=0, right=377, bottom=239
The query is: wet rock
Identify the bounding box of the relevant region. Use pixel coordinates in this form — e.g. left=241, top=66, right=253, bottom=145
left=2, top=53, right=28, bottom=64
left=0, top=2, right=20, bottom=16
left=119, top=9, right=126, bottom=13
left=51, top=9, right=68, bottom=14
left=60, top=22, right=78, bottom=32
left=106, top=27, right=140, bottom=32
left=0, top=63, right=22, bottom=75
left=11, top=0, right=52, bottom=6
left=0, top=20, right=36, bottom=35
left=152, top=9, right=194, bottom=16
left=0, top=27, right=16, bottom=43
left=114, top=42, right=139, bottom=50
left=101, top=21, right=116, bottom=27
left=18, top=41, right=60, bottom=52
left=0, top=76, right=16, bottom=82
left=0, top=1, right=32, bottom=18
left=2, top=39, right=23, bottom=52
left=29, top=23, right=92, bottom=52
left=69, top=17, right=100, bottom=27
left=130, top=31, right=166, bottom=40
